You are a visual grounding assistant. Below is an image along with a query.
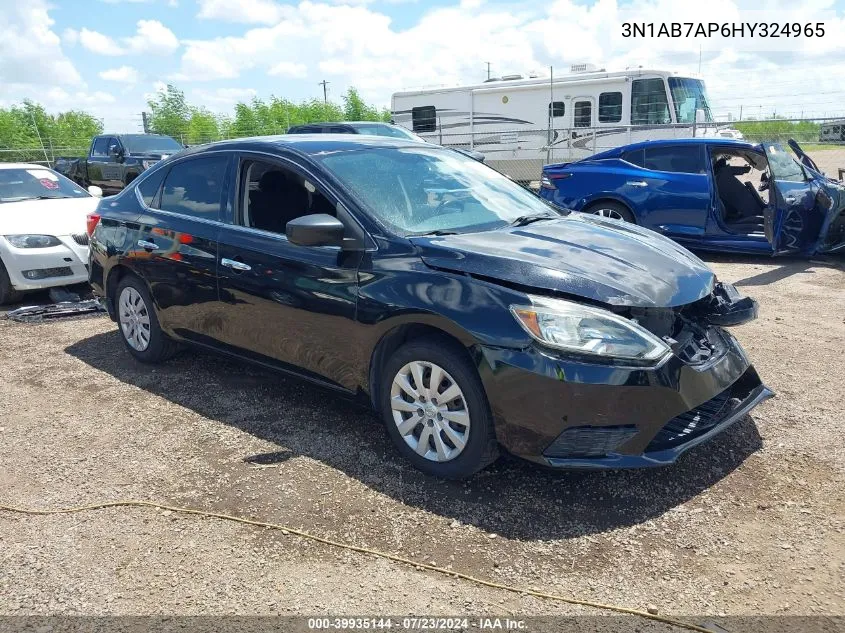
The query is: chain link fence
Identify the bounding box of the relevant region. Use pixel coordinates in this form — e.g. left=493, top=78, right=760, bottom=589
left=3, top=118, right=844, bottom=183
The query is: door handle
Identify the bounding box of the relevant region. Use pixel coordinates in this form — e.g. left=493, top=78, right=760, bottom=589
left=625, top=180, right=648, bottom=187
left=137, top=239, right=158, bottom=251
left=221, top=257, right=251, bottom=272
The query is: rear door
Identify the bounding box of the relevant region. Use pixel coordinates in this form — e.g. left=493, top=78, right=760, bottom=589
left=131, top=153, right=232, bottom=344
left=624, top=144, right=711, bottom=239
left=214, top=153, right=362, bottom=391
left=762, top=143, right=817, bottom=254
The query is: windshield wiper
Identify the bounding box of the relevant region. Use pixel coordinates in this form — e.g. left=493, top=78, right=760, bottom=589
left=416, top=229, right=459, bottom=236
left=510, top=212, right=558, bottom=227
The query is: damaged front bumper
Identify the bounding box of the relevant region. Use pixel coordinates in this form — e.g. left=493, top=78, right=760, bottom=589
left=478, top=282, right=773, bottom=469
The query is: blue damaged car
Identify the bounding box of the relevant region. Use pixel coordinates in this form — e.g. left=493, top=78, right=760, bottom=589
left=539, top=138, right=845, bottom=256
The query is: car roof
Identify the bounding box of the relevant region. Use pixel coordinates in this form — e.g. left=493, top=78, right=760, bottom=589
left=0, top=162, right=52, bottom=170
left=174, top=134, right=430, bottom=159
left=590, top=137, right=757, bottom=160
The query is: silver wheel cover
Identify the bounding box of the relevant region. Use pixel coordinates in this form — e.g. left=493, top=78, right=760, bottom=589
left=118, top=286, right=152, bottom=352
left=593, top=207, right=625, bottom=221
left=390, top=361, right=471, bottom=463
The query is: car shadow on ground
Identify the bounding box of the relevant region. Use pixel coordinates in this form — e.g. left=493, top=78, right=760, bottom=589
left=697, top=252, right=844, bottom=287
left=66, top=331, right=763, bottom=541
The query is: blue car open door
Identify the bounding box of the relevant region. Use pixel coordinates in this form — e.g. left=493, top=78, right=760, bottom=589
left=762, top=143, right=818, bottom=255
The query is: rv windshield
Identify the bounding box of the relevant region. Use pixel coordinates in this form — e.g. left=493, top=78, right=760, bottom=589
left=318, top=146, right=560, bottom=236
left=668, top=78, right=713, bottom=124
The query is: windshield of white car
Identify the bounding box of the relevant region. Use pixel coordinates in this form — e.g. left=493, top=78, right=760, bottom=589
left=0, top=168, right=90, bottom=203
left=318, top=146, right=561, bottom=236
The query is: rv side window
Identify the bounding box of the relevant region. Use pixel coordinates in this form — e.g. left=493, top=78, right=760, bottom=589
left=412, top=106, right=437, bottom=133
left=598, top=92, right=622, bottom=123
left=631, top=78, right=671, bottom=126
left=574, top=101, right=592, bottom=128
left=548, top=101, right=565, bottom=118
left=643, top=145, right=706, bottom=174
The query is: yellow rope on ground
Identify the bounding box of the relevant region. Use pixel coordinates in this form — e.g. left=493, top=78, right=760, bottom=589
left=0, top=499, right=714, bottom=633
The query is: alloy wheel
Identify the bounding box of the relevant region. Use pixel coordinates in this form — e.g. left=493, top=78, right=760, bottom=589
left=390, top=361, right=471, bottom=463
left=593, top=207, right=625, bottom=220
left=118, top=286, right=151, bottom=352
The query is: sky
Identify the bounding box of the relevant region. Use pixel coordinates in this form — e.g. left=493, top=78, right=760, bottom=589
left=2, top=0, right=845, bottom=132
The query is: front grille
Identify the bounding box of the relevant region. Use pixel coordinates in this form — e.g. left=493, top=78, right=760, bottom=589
left=544, top=425, right=638, bottom=458
left=646, top=368, right=759, bottom=452
left=72, top=233, right=89, bottom=246
left=22, top=266, right=73, bottom=280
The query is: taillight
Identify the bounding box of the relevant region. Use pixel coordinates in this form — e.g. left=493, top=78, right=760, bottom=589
left=86, top=213, right=101, bottom=237
left=540, top=172, right=572, bottom=190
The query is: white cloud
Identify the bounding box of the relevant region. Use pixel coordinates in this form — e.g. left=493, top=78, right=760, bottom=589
left=0, top=1, right=81, bottom=86
left=99, top=65, right=141, bottom=83
left=77, top=20, right=179, bottom=57
left=78, top=28, right=125, bottom=56
left=196, top=0, right=292, bottom=24
left=268, top=61, right=308, bottom=78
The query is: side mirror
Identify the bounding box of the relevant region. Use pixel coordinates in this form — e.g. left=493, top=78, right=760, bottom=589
left=286, top=214, right=344, bottom=247
left=109, top=146, right=124, bottom=160
left=87, top=185, right=103, bottom=198
left=695, top=109, right=706, bottom=124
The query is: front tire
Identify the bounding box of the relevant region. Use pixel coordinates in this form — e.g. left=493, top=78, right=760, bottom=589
left=380, top=338, right=498, bottom=479
left=115, top=275, right=177, bottom=363
left=0, top=258, right=24, bottom=305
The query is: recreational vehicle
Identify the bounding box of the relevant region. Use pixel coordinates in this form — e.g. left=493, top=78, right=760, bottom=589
left=392, top=65, right=732, bottom=182
left=819, top=120, right=845, bottom=143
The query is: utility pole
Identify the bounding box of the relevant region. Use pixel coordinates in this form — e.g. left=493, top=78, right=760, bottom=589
left=141, top=111, right=150, bottom=133
left=318, top=80, right=330, bottom=104
left=485, top=62, right=491, bottom=80
left=739, top=105, right=742, bottom=121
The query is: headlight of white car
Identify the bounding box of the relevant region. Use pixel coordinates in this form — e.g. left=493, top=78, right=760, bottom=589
left=510, top=295, right=671, bottom=362
left=5, top=234, right=63, bottom=248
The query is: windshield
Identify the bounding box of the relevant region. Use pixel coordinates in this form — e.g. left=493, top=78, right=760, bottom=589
left=765, top=143, right=806, bottom=182
left=668, top=77, right=713, bottom=124
left=350, top=124, right=424, bottom=141
left=318, top=146, right=560, bottom=236
left=122, top=135, right=183, bottom=154
left=0, top=168, right=90, bottom=203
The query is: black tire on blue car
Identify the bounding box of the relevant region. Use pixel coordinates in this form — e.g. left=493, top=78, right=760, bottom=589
left=380, top=338, right=499, bottom=479
left=585, top=200, right=635, bottom=223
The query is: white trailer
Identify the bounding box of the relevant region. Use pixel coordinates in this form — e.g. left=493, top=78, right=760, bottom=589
left=392, top=65, right=732, bottom=182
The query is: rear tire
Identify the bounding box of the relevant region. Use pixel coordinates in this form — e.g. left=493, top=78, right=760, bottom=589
left=115, top=275, right=178, bottom=363
left=0, top=258, right=24, bottom=305
left=380, top=338, right=498, bottom=479
left=584, top=200, right=635, bottom=223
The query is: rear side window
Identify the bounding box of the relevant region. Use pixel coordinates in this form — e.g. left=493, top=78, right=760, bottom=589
left=159, top=155, right=229, bottom=220
left=137, top=168, right=166, bottom=207
left=574, top=101, right=592, bottom=127
left=598, top=92, right=622, bottom=123
left=621, top=148, right=645, bottom=167
left=412, top=106, right=436, bottom=133
left=643, top=145, right=705, bottom=174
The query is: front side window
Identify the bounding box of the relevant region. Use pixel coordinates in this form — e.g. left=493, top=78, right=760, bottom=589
left=158, top=155, right=229, bottom=220
left=765, top=144, right=806, bottom=183
left=643, top=145, right=706, bottom=174
left=317, top=146, right=560, bottom=236
left=412, top=106, right=437, bottom=133
left=631, top=78, right=671, bottom=126
left=598, top=92, right=623, bottom=123
left=91, top=137, right=109, bottom=157
left=0, top=168, right=89, bottom=203
left=574, top=101, right=592, bottom=127
left=667, top=77, right=713, bottom=124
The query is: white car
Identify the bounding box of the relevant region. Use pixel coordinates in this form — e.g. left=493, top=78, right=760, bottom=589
left=0, top=163, right=102, bottom=304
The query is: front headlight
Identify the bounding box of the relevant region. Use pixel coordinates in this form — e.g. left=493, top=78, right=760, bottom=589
left=5, top=234, right=62, bottom=248
left=510, top=295, right=671, bottom=362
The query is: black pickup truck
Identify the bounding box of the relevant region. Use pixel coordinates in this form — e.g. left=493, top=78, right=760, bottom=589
left=54, top=134, right=183, bottom=196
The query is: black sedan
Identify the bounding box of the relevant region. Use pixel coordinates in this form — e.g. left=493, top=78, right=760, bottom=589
left=87, top=135, right=772, bottom=479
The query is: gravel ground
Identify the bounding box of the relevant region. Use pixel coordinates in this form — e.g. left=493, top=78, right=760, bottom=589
left=0, top=255, right=843, bottom=626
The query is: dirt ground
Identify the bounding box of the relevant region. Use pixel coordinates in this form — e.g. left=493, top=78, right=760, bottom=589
left=0, top=255, right=843, bottom=627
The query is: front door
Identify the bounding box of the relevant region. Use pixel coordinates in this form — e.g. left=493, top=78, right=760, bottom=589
left=130, top=153, right=232, bottom=344
left=763, top=143, right=817, bottom=254
left=215, top=154, right=361, bottom=391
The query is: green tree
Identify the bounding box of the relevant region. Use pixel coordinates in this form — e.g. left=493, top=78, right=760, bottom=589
left=146, top=84, right=191, bottom=140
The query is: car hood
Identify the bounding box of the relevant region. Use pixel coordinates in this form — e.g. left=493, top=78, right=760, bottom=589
left=410, top=213, right=716, bottom=308
left=128, top=152, right=176, bottom=160
left=0, top=196, right=99, bottom=237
